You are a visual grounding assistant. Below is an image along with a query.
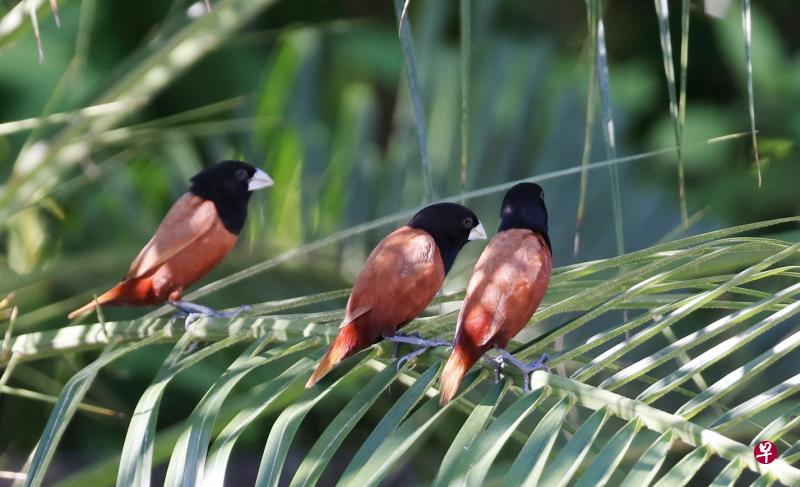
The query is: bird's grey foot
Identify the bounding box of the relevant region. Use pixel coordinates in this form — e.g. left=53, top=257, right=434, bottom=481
left=484, top=354, right=504, bottom=384
left=390, top=332, right=421, bottom=359
left=386, top=335, right=451, bottom=370
left=496, top=349, right=550, bottom=392
left=169, top=301, right=252, bottom=330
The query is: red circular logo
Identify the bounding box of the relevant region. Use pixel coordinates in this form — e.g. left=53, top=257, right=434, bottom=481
left=754, top=440, right=777, bottom=464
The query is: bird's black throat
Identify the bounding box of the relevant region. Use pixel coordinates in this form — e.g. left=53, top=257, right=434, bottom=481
left=188, top=160, right=260, bottom=235
left=407, top=202, right=481, bottom=275
left=189, top=184, right=252, bottom=235
left=429, top=236, right=466, bottom=275
left=189, top=183, right=252, bottom=235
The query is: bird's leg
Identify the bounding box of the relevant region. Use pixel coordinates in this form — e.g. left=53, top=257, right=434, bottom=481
left=394, top=347, right=429, bottom=369
left=390, top=331, right=421, bottom=359
left=387, top=334, right=448, bottom=348
left=495, top=349, right=550, bottom=392
left=385, top=334, right=451, bottom=370
left=484, top=354, right=504, bottom=384
left=169, top=300, right=252, bottom=330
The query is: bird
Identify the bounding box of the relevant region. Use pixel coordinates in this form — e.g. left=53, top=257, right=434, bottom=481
left=68, top=160, right=273, bottom=320
left=306, top=203, right=487, bottom=387
left=439, top=182, right=552, bottom=405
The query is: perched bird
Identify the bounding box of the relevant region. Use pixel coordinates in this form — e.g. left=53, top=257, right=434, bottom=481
left=68, top=160, right=273, bottom=319
left=439, top=182, right=552, bottom=405
left=306, top=203, right=486, bottom=387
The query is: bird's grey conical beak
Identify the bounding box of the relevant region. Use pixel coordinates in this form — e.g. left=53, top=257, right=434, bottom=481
left=248, top=168, right=273, bottom=191
left=468, top=222, right=487, bottom=240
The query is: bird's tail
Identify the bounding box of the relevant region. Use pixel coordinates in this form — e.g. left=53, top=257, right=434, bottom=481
left=67, top=282, right=130, bottom=319
left=306, top=323, right=360, bottom=387
left=439, top=342, right=481, bottom=405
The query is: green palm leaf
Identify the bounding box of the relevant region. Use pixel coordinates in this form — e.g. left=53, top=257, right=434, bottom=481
left=9, top=217, right=798, bottom=486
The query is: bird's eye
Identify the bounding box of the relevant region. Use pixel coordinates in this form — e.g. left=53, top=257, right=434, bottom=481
left=462, top=217, right=473, bottom=228
left=539, top=190, right=545, bottom=199
left=235, top=169, right=249, bottom=180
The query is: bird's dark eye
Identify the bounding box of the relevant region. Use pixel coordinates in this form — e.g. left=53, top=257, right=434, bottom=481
left=539, top=190, right=545, bottom=199
left=462, top=217, right=474, bottom=228
left=235, top=169, right=249, bottom=181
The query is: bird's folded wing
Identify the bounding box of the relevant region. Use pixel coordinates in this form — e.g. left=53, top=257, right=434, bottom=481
left=455, top=230, right=546, bottom=347
left=478, top=280, right=532, bottom=346
left=340, top=305, right=371, bottom=329
left=341, top=227, right=442, bottom=327
left=126, top=194, right=219, bottom=278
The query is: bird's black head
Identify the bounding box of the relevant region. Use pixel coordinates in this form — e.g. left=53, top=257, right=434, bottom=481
left=498, top=182, right=551, bottom=254
left=189, top=160, right=273, bottom=235
left=408, top=203, right=486, bottom=274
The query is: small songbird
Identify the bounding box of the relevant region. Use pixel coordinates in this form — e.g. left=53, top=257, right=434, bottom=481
left=68, top=160, right=273, bottom=319
left=439, top=182, right=552, bottom=405
left=306, top=203, right=487, bottom=387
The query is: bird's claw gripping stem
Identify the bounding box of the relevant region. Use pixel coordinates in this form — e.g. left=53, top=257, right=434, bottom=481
left=386, top=334, right=451, bottom=370
left=495, top=349, right=550, bottom=392
left=484, top=355, right=504, bottom=384
left=169, top=300, right=252, bottom=330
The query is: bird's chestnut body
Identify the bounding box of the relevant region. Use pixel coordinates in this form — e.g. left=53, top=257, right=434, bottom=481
left=440, top=183, right=552, bottom=404
left=68, top=161, right=272, bottom=319
left=306, top=203, right=485, bottom=387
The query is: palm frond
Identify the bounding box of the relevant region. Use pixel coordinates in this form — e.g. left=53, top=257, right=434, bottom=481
left=8, top=217, right=800, bottom=485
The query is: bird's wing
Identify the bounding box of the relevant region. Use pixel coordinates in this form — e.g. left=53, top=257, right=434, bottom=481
left=455, top=229, right=551, bottom=348
left=340, top=305, right=371, bottom=329
left=341, top=226, right=444, bottom=330
left=126, top=193, right=219, bottom=279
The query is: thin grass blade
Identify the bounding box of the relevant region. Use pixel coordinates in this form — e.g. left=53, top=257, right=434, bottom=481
left=393, top=0, right=434, bottom=201
left=678, top=321, right=800, bottom=419
left=709, top=460, right=743, bottom=487
left=677, top=0, right=691, bottom=228
left=640, top=294, right=800, bottom=404
left=116, top=332, right=249, bottom=487
left=289, top=362, right=399, bottom=487
left=574, top=3, right=598, bottom=255
left=529, top=371, right=800, bottom=485
left=254, top=357, right=367, bottom=487
left=432, top=381, right=507, bottom=487
left=653, top=0, right=689, bottom=227
left=164, top=337, right=315, bottom=487
left=452, top=387, right=548, bottom=486
left=574, top=242, right=800, bottom=382
left=24, top=333, right=164, bottom=487
left=619, top=430, right=675, bottom=487
left=337, top=363, right=441, bottom=484
left=573, top=418, right=641, bottom=487
left=591, top=0, right=624, bottom=255
left=742, top=0, right=762, bottom=186
left=538, top=407, right=610, bottom=487
left=709, top=372, right=800, bottom=431
left=505, top=395, right=576, bottom=487
left=339, top=373, right=480, bottom=487
left=751, top=402, right=800, bottom=446
left=651, top=446, right=711, bottom=487
left=0, top=0, right=54, bottom=48
left=458, top=0, right=471, bottom=194
left=201, top=349, right=323, bottom=487
left=600, top=281, right=800, bottom=391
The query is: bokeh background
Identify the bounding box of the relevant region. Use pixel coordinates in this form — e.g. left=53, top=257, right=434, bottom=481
left=1, top=0, right=799, bottom=484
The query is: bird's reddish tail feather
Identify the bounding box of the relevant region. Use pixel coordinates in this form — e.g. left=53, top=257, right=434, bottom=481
left=306, top=324, right=359, bottom=387
left=67, top=281, right=136, bottom=319
left=439, top=343, right=481, bottom=405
